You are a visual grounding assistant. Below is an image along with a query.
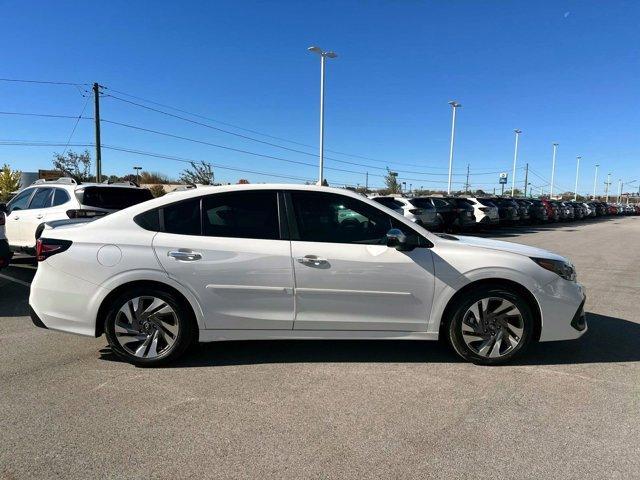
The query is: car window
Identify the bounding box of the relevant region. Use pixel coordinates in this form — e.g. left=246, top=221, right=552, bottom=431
left=52, top=188, right=71, bottom=207
left=432, top=198, right=450, bottom=207
left=478, top=199, right=496, bottom=207
left=163, top=198, right=201, bottom=235
left=408, top=198, right=433, bottom=209
left=202, top=191, right=279, bottom=240
left=373, top=197, right=404, bottom=209
left=7, top=189, right=34, bottom=212
left=291, top=191, right=393, bottom=244
left=28, top=188, right=53, bottom=209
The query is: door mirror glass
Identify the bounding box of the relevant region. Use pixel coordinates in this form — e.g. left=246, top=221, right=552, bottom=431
left=0, top=203, right=6, bottom=214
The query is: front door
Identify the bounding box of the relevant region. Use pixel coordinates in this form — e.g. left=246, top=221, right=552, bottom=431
left=287, top=191, right=436, bottom=331
left=152, top=191, right=295, bottom=330
left=4, top=188, right=36, bottom=248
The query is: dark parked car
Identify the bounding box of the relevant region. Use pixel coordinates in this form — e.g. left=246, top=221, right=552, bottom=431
left=526, top=199, right=549, bottom=223
left=487, top=197, right=520, bottom=224
left=540, top=198, right=559, bottom=222
left=514, top=199, right=532, bottom=224
left=569, top=201, right=585, bottom=220
left=416, top=197, right=476, bottom=232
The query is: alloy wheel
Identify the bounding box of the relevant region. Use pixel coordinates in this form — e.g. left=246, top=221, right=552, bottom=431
left=113, top=296, right=180, bottom=359
left=460, top=297, right=525, bottom=358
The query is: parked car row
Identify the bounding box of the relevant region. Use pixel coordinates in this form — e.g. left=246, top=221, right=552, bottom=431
left=369, top=194, right=639, bottom=233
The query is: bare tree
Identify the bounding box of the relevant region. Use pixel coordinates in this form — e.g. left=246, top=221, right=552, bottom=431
left=179, top=161, right=214, bottom=185
left=52, top=150, right=92, bottom=182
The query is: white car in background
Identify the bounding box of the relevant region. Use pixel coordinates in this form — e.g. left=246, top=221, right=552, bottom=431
left=371, top=195, right=439, bottom=230
left=462, top=197, right=500, bottom=227
left=30, top=184, right=587, bottom=367
left=4, top=178, right=153, bottom=253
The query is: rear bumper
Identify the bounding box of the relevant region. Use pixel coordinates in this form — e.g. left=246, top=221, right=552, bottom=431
left=29, top=261, right=108, bottom=337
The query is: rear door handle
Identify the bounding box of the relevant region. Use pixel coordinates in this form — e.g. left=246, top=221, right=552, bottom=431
left=168, top=250, right=202, bottom=261
left=36, top=214, right=44, bottom=219
left=296, top=255, right=328, bottom=266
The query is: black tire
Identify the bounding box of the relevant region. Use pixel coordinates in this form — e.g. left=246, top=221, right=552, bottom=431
left=444, top=285, right=535, bottom=365
left=104, top=286, right=196, bottom=367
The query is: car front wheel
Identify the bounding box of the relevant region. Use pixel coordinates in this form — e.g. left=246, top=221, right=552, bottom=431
left=446, top=285, right=535, bottom=365
left=104, top=287, right=196, bottom=366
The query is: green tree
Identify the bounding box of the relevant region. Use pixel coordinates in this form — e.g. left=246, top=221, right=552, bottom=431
left=52, top=150, right=92, bottom=182
left=140, top=171, right=171, bottom=184
left=0, top=164, right=21, bottom=202
left=384, top=168, right=400, bottom=194
left=179, top=161, right=214, bottom=185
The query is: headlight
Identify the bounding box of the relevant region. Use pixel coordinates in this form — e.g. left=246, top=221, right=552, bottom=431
left=530, top=257, right=576, bottom=281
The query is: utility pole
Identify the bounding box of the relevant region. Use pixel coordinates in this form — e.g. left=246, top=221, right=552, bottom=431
left=465, top=163, right=470, bottom=193
left=365, top=171, right=368, bottom=191
left=134, top=166, right=142, bottom=185
left=93, top=82, right=102, bottom=183
left=605, top=173, right=611, bottom=202
left=618, top=179, right=622, bottom=203
left=592, top=164, right=599, bottom=199
left=523, top=163, right=529, bottom=197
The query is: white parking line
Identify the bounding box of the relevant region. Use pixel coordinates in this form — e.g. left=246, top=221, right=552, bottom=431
left=0, top=273, right=31, bottom=287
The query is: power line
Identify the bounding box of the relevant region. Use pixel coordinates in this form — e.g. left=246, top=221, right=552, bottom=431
left=0, top=78, right=88, bottom=86
left=60, top=96, right=92, bottom=158
left=103, top=86, right=504, bottom=174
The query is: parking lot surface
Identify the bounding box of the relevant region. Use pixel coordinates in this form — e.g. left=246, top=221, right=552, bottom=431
left=1, top=217, right=639, bottom=479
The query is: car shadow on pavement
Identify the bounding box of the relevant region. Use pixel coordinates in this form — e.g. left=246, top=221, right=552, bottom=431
left=98, top=312, right=640, bottom=368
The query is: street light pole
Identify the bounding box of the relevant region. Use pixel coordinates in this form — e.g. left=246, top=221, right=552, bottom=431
left=574, top=156, right=581, bottom=201
left=133, top=166, right=142, bottom=185
left=308, top=46, right=337, bottom=186
left=618, top=179, right=622, bottom=203
left=592, top=164, right=599, bottom=199
left=550, top=143, right=558, bottom=198
left=605, top=173, right=611, bottom=202
left=511, top=129, right=522, bottom=197
left=447, top=101, right=462, bottom=194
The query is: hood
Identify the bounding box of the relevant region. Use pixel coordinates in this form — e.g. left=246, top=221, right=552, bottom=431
left=442, top=234, right=567, bottom=262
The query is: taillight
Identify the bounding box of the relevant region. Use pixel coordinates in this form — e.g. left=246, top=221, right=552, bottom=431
left=408, top=208, right=423, bottom=215
left=36, top=238, right=72, bottom=262
left=66, top=209, right=108, bottom=219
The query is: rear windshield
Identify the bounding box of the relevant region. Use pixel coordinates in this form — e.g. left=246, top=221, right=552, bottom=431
left=373, top=197, right=404, bottom=209
left=78, top=187, right=153, bottom=210
left=408, top=198, right=434, bottom=209
left=477, top=199, right=496, bottom=207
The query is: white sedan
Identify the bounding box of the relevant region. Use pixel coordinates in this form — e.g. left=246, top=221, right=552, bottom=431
left=29, top=184, right=587, bottom=366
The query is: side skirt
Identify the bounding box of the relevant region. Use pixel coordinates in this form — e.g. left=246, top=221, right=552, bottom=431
left=198, top=329, right=439, bottom=343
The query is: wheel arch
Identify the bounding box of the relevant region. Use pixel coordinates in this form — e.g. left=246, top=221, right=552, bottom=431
left=438, top=278, right=542, bottom=342
left=95, top=280, right=200, bottom=339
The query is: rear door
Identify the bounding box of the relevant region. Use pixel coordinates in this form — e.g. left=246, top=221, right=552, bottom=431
left=152, top=190, right=295, bottom=330
left=4, top=188, right=35, bottom=246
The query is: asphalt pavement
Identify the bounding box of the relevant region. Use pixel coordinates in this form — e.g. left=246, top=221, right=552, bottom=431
left=1, top=217, right=639, bottom=479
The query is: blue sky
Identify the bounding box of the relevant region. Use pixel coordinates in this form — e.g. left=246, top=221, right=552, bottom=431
left=0, top=0, right=638, bottom=194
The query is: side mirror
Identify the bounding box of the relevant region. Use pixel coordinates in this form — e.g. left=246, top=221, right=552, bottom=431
left=386, top=228, right=419, bottom=251
left=0, top=203, right=7, bottom=214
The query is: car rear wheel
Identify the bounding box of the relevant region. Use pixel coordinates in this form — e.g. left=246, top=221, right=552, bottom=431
left=104, top=287, right=196, bottom=366
left=446, top=285, right=534, bottom=365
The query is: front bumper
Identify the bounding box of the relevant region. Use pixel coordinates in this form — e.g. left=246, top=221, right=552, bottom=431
left=538, top=279, right=588, bottom=341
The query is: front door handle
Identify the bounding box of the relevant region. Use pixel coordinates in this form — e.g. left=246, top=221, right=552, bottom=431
left=296, top=255, right=328, bottom=266
left=168, top=250, right=202, bottom=261
left=13, top=215, right=19, bottom=220
left=36, top=214, right=44, bottom=219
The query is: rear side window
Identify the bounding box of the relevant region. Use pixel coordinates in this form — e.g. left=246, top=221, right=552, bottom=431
left=202, top=191, right=279, bottom=240
left=78, top=187, right=153, bottom=210
left=432, top=198, right=450, bottom=208
left=52, top=189, right=71, bottom=207
left=408, top=198, right=433, bottom=209
left=28, top=188, right=53, bottom=209
left=478, top=199, right=496, bottom=207
left=163, top=198, right=201, bottom=235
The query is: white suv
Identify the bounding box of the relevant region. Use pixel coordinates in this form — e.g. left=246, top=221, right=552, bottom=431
left=371, top=196, right=439, bottom=229
left=30, top=184, right=587, bottom=366
left=462, top=197, right=500, bottom=227
left=3, top=178, right=153, bottom=253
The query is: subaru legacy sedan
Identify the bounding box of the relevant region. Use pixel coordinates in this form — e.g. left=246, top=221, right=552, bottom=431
left=29, top=185, right=587, bottom=366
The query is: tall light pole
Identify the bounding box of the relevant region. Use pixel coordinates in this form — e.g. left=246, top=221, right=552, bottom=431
left=618, top=179, right=622, bottom=202
left=550, top=143, right=558, bottom=198
left=308, top=46, right=337, bottom=186
left=592, top=164, right=599, bottom=199
left=511, top=129, right=522, bottom=197
left=574, top=156, right=581, bottom=201
left=447, top=101, right=462, bottom=194
left=605, top=173, right=611, bottom=202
